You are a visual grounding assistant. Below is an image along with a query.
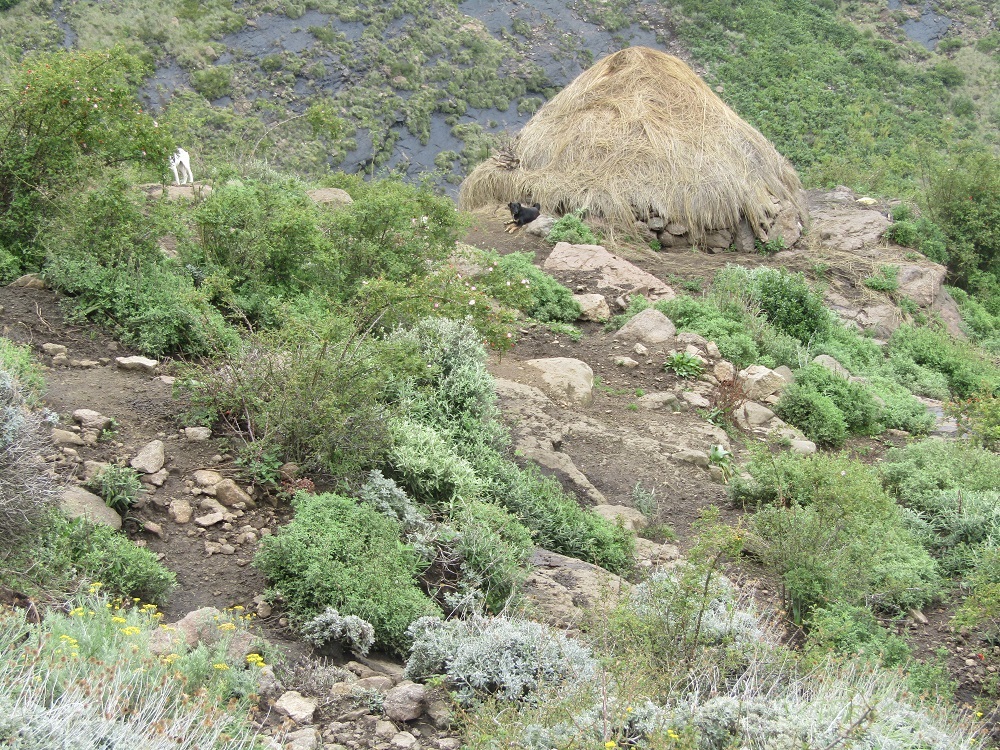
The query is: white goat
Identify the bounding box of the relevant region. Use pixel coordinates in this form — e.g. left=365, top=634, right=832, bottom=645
left=168, top=147, right=194, bottom=185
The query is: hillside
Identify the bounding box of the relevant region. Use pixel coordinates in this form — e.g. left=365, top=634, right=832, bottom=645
left=2, top=0, right=1000, bottom=748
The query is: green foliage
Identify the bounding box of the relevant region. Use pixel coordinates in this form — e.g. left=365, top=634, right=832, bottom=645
left=879, top=439, right=1000, bottom=513
left=888, top=324, right=1000, bottom=397
left=948, top=285, right=1000, bottom=353
left=254, top=492, right=439, bottom=655
left=804, top=603, right=910, bottom=668
left=188, top=306, right=407, bottom=478
left=776, top=363, right=882, bottom=444
left=42, top=178, right=237, bottom=356
left=87, top=464, right=143, bottom=514
left=946, top=392, right=1000, bottom=450
left=654, top=295, right=762, bottom=368
left=774, top=386, right=847, bottom=448
left=954, top=546, right=1000, bottom=637
left=717, top=266, right=829, bottom=343
left=733, top=451, right=941, bottom=621
left=664, top=351, right=705, bottom=379
left=190, top=65, right=233, bottom=100
left=862, top=265, right=900, bottom=293
left=475, top=251, right=581, bottom=323
left=546, top=211, right=598, bottom=245
left=0, top=338, right=44, bottom=398
left=0, top=48, right=170, bottom=270
left=387, top=420, right=481, bottom=508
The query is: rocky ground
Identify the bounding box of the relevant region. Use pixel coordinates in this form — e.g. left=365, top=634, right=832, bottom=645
left=0, top=185, right=982, bottom=748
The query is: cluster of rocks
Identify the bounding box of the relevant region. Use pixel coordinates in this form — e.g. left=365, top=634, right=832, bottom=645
left=632, top=200, right=803, bottom=254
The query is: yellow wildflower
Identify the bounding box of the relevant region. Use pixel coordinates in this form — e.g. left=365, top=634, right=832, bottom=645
left=120, top=626, right=141, bottom=636
left=111, top=616, right=127, bottom=624
left=212, top=663, right=230, bottom=671
left=605, top=742, right=617, bottom=749
left=217, top=622, right=237, bottom=632
left=246, top=653, right=266, bottom=668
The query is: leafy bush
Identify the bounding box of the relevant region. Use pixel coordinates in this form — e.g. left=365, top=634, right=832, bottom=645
left=0, top=357, right=56, bottom=547
left=190, top=65, right=233, bottom=100
left=888, top=325, right=1000, bottom=397
left=946, top=392, right=1000, bottom=450
left=714, top=266, right=829, bottom=344
left=774, top=385, right=847, bottom=448
left=387, top=420, right=481, bottom=508
left=300, top=607, right=376, bottom=657
left=655, top=295, right=762, bottom=368
left=954, top=546, right=1000, bottom=638
left=733, top=451, right=941, bottom=621
left=887, top=215, right=949, bottom=265
left=779, top=363, right=883, bottom=439
left=254, top=492, right=439, bottom=655
left=476, top=251, right=580, bottom=323
left=0, top=592, right=261, bottom=749
left=804, top=603, right=910, bottom=668
left=879, top=439, right=1000, bottom=511
left=664, top=351, right=705, bottom=379
left=404, top=615, right=598, bottom=704
left=863, top=265, right=900, bottom=293
left=0, top=47, right=170, bottom=271
left=546, top=211, right=598, bottom=245
left=86, top=464, right=143, bottom=514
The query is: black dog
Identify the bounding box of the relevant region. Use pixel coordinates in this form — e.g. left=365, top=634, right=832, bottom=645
left=506, top=202, right=541, bottom=233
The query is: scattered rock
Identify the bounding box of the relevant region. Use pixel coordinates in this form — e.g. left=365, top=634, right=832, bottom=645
left=592, top=504, right=647, bottom=532
left=614, top=356, right=639, bottom=368
left=543, top=242, right=674, bottom=300
left=82, top=460, right=108, bottom=482
left=131, top=440, right=165, bottom=474
left=60, top=486, right=122, bottom=529
left=391, top=731, right=418, bottom=749
left=523, top=215, right=557, bottom=237
left=51, top=353, right=69, bottom=367
left=773, top=365, right=795, bottom=383
left=51, top=429, right=84, bottom=447
left=275, top=691, right=318, bottom=724
left=573, top=293, right=610, bottom=322
left=524, top=357, right=594, bottom=407
left=283, top=728, right=320, bottom=750
left=908, top=608, right=929, bottom=626
left=637, top=392, right=680, bottom=411
left=614, top=308, right=676, bottom=347
left=523, top=549, right=628, bottom=628
left=143, top=521, right=165, bottom=539
left=144, top=468, right=168, bottom=487
left=115, top=356, right=159, bottom=373
left=735, top=401, right=776, bottom=429
left=192, top=469, right=224, bottom=488
left=680, top=391, right=710, bottom=409
left=73, top=409, right=112, bottom=432
left=214, top=478, right=255, bottom=508
left=184, top=426, right=212, bottom=441
left=8, top=273, right=45, bottom=289
left=383, top=681, right=427, bottom=722
left=673, top=449, right=709, bottom=468
left=789, top=439, right=817, bottom=455
left=739, top=365, right=787, bottom=400
left=195, top=512, right=225, bottom=527
left=633, top=343, right=648, bottom=356
left=41, top=343, right=67, bottom=357
left=169, top=497, right=193, bottom=524
left=714, top=361, right=735, bottom=383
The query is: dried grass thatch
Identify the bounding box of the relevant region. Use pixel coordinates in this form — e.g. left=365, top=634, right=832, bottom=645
left=459, top=47, right=805, bottom=240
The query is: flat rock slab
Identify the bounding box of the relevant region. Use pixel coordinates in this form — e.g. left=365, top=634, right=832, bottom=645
left=60, top=486, right=121, bottom=529
left=592, top=504, right=647, bottom=531
left=524, top=357, right=594, bottom=407
left=543, top=242, right=675, bottom=299
left=116, top=356, right=159, bottom=373
left=524, top=548, right=628, bottom=628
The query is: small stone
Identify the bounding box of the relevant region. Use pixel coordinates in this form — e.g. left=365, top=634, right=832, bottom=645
left=391, top=732, right=417, bottom=749
left=714, top=361, right=735, bottom=383
left=214, top=478, right=255, bottom=508
left=9, top=273, right=45, bottom=289
left=356, top=676, right=395, bottom=692
left=115, top=355, right=159, bottom=373
left=908, top=608, right=929, bottom=625
left=275, top=691, right=318, bottom=724
left=73, top=409, right=112, bottom=431
left=573, top=293, right=610, bottom=322
left=169, top=497, right=193, bottom=524
left=218, top=543, right=236, bottom=555
left=673, top=449, right=710, bottom=467
left=633, top=343, right=648, bottom=356
left=83, top=460, right=108, bottom=481
left=41, top=343, right=68, bottom=357
left=592, top=504, right=647, bottom=532
left=184, top=426, right=212, bottom=441
left=143, top=521, right=165, bottom=539
left=680, top=391, right=710, bottom=409
left=156, top=375, right=176, bottom=385
left=706, top=341, right=721, bottom=358
left=51, top=429, right=84, bottom=447
left=284, top=728, right=320, bottom=750
left=145, top=468, right=168, bottom=487
left=375, top=721, right=398, bottom=740
left=195, top=512, right=225, bottom=527
left=789, top=439, right=817, bottom=455
left=383, top=681, right=427, bottom=722
left=131, top=440, right=165, bottom=474
left=51, top=353, right=69, bottom=367
left=614, top=356, right=639, bottom=368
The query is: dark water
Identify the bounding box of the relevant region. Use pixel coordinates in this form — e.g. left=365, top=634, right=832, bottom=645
left=887, top=0, right=951, bottom=50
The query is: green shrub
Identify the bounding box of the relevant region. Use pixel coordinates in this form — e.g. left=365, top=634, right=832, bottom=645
left=879, top=439, right=1000, bottom=513
left=954, top=546, right=1000, bottom=637
left=790, top=364, right=882, bottom=436
left=888, top=325, right=1000, bottom=397
left=87, top=464, right=143, bottom=514
left=715, top=266, right=829, bottom=344
left=804, top=602, right=911, bottom=668
left=734, top=451, right=941, bottom=620
left=863, top=265, right=900, bottom=293
left=774, top=385, right=848, bottom=448
left=0, top=47, right=170, bottom=268
left=946, top=392, right=1000, bottom=450
left=655, top=296, right=762, bottom=368
left=254, top=492, right=439, bottom=654
left=476, top=251, right=581, bottom=323
left=0, top=338, right=44, bottom=399
left=190, top=65, right=233, bottom=100
left=664, top=351, right=705, bottom=379
left=546, top=211, right=598, bottom=245
left=387, top=420, right=481, bottom=508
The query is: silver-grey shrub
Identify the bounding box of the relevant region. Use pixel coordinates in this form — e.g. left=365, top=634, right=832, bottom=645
left=0, top=367, right=56, bottom=547
left=300, top=607, right=376, bottom=657
left=404, top=615, right=598, bottom=705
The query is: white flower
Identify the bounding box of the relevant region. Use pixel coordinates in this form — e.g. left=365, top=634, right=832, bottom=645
left=469, top=299, right=476, bottom=305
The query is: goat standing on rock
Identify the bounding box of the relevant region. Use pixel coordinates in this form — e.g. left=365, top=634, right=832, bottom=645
left=168, top=148, right=194, bottom=185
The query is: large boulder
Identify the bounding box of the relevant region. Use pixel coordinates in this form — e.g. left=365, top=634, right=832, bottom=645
left=738, top=365, right=787, bottom=401
left=543, top=243, right=674, bottom=300
left=613, top=308, right=676, bottom=347
left=60, top=486, right=122, bottom=529
left=522, top=549, right=628, bottom=627
left=524, top=358, right=594, bottom=407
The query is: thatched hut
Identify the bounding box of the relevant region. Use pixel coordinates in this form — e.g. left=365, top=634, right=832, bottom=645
left=459, top=47, right=806, bottom=250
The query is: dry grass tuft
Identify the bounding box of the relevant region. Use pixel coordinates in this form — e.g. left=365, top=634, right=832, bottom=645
left=460, top=47, right=805, bottom=240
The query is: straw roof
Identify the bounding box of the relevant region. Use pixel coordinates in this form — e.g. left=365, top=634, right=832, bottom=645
left=459, top=47, right=805, bottom=240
